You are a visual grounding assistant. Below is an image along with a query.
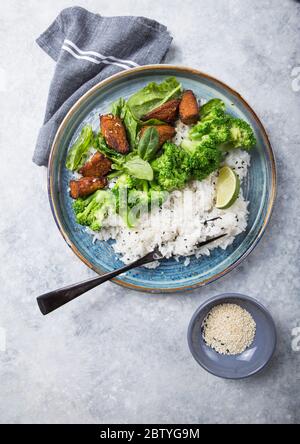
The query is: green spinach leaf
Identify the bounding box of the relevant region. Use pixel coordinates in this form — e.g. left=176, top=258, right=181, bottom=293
left=65, top=125, right=94, bottom=171
left=123, top=156, right=154, bottom=181
left=137, top=127, right=160, bottom=161
left=127, top=77, right=182, bottom=120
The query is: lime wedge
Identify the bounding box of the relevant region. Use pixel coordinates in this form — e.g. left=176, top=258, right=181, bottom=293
left=216, top=166, right=240, bottom=209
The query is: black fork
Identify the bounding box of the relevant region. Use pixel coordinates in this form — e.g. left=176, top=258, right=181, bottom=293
left=37, top=234, right=227, bottom=315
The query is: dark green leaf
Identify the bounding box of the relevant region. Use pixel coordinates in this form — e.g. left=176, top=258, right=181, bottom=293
left=127, top=77, right=182, bottom=120
left=65, top=125, right=94, bottom=171
left=96, top=134, right=123, bottom=163
left=110, top=98, right=126, bottom=117
left=137, top=127, right=160, bottom=161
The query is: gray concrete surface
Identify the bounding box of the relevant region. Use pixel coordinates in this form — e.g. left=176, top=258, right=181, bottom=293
left=0, top=0, right=299, bottom=424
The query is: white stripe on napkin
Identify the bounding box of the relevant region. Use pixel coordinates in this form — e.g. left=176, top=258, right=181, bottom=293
left=62, top=39, right=139, bottom=69
left=62, top=45, right=130, bottom=70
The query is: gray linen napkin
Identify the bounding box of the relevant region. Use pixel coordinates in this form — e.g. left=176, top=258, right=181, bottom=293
left=33, top=6, right=172, bottom=166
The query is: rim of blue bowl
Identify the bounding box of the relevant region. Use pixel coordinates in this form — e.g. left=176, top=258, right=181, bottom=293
left=187, top=293, right=277, bottom=379
left=48, top=65, right=277, bottom=293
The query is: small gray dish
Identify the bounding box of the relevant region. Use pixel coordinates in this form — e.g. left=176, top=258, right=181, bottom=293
left=187, top=293, right=277, bottom=379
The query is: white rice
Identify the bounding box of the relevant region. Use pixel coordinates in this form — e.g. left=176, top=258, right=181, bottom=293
left=94, top=170, right=249, bottom=267
left=89, top=121, right=251, bottom=267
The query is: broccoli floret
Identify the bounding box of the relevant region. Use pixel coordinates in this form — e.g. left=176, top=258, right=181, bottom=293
left=111, top=173, right=139, bottom=213
left=127, top=189, right=149, bottom=210
left=226, top=118, right=256, bottom=150
left=181, top=135, right=217, bottom=153
left=149, top=188, right=168, bottom=207
left=190, top=99, right=256, bottom=151
left=73, top=190, right=113, bottom=231
left=151, top=143, right=190, bottom=191
left=189, top=117, right=231, bottom=145
left=126, top=187, right=168, bottom=226
left=181, top=137, right=222, bottom=181
left=73, top=194, right=95, bottom=215
left=200, top=99, right=226, bottom=121
left=127, top=189, right=150, bottom=225
left=152, top=139, right=222, bottom=191
left=146, top=181, right=168, bottom=206
left=127, top=188, right=168, bottom=210
left=112, top=176, right=168, bottom=227
left=113, top=173, right=138, bottom=190
left=110, top=174, right=139, bottom=227
left=188, top=146, right=222, bottom=181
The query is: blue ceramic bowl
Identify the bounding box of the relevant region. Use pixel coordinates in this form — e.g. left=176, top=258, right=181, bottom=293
left=48, top=65, right=276, bottom=292
left=187, top=293, right=277, bottom=379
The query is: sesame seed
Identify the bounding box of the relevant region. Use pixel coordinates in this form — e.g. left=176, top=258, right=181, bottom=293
left=202, top=303, right=256, bottom=355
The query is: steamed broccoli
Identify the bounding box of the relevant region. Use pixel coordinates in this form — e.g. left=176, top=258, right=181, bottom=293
left=73, top=190, right=114, bottom=231
left=226, top=118, right=256, bottom=150
left=151, top=143, right=190, bottom=191
left=112, top=174, right=149, bottom=227
left=111, top=173, right=142, bottom=211
left=148, top=188, right=168, bottom=207
left=128, top=188, right=168, bottom=210
left=128, top=189, right=149, bottom=207
left=189, top=117, right=231, bottom=145
left=112, top=173, right=138, bottom=191
left=73, top=193, right=95, bottom=215
left=126, top=190, right=150, bottom=226
left=200, top=99, right=226, bottom=121
left=181, top=138, right=223, bottom=181
left=111, top=174, right=136, bottom=223
left=181, top=135, right=216, bottom=153
left=129, top=185, right=168, bottom=225
left=151, top=138, right=223, bottom=191
left=110, top=174, right=167, bottom=227
left=190, top=99, right=256, bottom=151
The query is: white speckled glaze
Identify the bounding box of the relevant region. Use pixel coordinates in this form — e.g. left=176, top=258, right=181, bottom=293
left=0, top=0, right=299, bottom=424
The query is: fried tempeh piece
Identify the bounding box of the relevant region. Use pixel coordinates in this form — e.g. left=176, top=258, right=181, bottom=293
left=79, top=152, right=112, bottom=177
left=100, top=114, right=129, bottom=154
left=179, top=90, right=199, bottom=125
left=142, top=99, right=180, bottom=123
left=140, top=124, right=176, bottom=147
left=69, top=176, right=107, bottom=199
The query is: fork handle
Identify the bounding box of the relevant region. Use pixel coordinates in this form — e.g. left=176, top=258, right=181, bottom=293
left=36, top=252, right=156, bottom=315
left=37, top=234, right=227, bottom=315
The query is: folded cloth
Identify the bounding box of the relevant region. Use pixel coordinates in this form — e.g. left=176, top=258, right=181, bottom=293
left=33, top=6, right=172, bottom=166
